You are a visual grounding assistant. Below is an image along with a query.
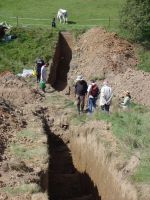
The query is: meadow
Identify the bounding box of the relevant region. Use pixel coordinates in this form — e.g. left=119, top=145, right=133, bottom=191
left=0, top=0, right=123, bottom=28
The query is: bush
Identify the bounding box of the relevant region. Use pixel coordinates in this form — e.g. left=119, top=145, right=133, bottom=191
left=120, top=0, right=150, bottom=41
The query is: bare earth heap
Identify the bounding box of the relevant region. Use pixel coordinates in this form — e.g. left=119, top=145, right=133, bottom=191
left=69, top=28, right=150, bottom=106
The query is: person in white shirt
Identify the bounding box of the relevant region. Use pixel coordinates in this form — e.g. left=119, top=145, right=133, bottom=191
left=40, top=63, right=49, bottom=92
left=99, top=80, right=113, bottom=113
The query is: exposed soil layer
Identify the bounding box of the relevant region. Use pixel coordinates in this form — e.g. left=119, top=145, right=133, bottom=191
left=48, top=32, right=72, bottom=91
left=43, top=118, right=101, bottom=200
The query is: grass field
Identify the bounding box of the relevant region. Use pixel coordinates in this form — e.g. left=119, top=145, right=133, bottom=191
left=0, top=0, right=123, bottom=28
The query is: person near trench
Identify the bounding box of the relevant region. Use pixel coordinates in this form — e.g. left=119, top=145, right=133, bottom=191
left=120, top=91, right=131, bottom=110
left=87, top=80, right=100, bottom=114
left=99, top=80, right=113, bottom=113
left=40, top=63, right=49, bottom=92
left=36, top=58, right=45, bottom=83
left=74, top=75, right=88, bottom=115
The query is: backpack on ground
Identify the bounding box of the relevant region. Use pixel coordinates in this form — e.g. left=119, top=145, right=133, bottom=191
left=90, top=84, right=100, bottom=97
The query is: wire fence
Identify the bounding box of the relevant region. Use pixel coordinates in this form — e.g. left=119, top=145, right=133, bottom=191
left=0, top=15, right=120, bottom=28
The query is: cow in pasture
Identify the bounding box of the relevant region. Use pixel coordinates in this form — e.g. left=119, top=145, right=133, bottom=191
left=57, top=9, right=68, bottom=24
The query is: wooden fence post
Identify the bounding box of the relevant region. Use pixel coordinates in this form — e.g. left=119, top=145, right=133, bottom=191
left=16, top=16, right=19, bottom=26
left=108, top=16, right=110, bottom=28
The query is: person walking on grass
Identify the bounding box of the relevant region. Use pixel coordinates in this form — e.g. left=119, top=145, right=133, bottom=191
left=99, top=80, right=113, bottom=113
left=75, top=75, right=88, bottom=115
left=87, top=80, right=100, bottom=114
left=40, top=63, right=49, bottom=92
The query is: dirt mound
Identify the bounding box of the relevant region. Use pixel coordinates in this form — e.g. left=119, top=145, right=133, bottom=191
left=0, top=97, right=26, bottom=161
left=69, top=27, right=150, bottom=106
left=70, top=28, right=137, bottom=78
left=0, top=72, right=42, bottom=106
left=109, top=68, right=150, bottom=106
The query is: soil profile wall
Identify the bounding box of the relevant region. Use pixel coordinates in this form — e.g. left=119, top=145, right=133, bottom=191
left=69, top=124, right=138, bottom=200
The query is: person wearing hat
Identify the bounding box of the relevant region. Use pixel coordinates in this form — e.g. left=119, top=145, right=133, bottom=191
left=99, top=80, right=113, bottom=113
left=75, top=75, right=88, bottom=115
left=121, top=91, right=131, bottom=110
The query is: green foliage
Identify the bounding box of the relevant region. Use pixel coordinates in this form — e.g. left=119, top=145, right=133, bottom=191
left=137, top=48, right=150, bottom=72
left=0, top=27, right=58, bottom=73
left=120, top=0, right=150, bottom=41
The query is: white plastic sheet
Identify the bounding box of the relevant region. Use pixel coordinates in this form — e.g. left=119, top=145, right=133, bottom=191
left=17, top=69, right=33, bottom=77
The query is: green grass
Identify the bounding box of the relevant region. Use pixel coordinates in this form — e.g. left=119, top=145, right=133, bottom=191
left=137, top=48, right=150, bottom=72
left=0, top=0, right=123, bottom=28
left=0, top=27, right=58, bottom=73
left=2, top=183, right=40, bottom=196
left=9, top=143, right=47, bottom=160
left=17, top=129, right=38, bottom=140
left=94, top=103, right=150, bottom=183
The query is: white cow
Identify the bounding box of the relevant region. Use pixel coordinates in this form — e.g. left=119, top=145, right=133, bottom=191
left=57, top=9, right=68, bottom=24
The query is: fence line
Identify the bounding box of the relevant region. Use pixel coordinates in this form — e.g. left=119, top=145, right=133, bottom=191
left=0, top=15, right=120, bottom=27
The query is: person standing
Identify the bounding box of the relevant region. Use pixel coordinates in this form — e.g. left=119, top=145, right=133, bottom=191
left=36, top=58, right=45, bottom=83
left=99, top=80, right=113, bottom=113
left=87, top=80, right=100, bottom=113
left=40, top=63, right=49, bottom=92
left=75, top=75, right=88, bottom=115
left=121, top=91, right=131, bottom=110
left=51, top=17, right=56, bottom=28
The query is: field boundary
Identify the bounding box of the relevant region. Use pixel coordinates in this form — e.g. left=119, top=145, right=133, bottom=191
left=0, top=15, right=120, bottom=27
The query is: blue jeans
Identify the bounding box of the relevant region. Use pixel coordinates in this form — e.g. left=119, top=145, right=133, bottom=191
left=88, top=97, right=97, bottom=113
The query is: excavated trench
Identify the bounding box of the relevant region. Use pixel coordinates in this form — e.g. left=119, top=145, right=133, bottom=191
left=48, top=32, right=72, bottom=91
left=42, top=118, right=101, bottom=200
left=47, top=32, right=102, bottom=200
left=46, top=32, right=137, bottom=200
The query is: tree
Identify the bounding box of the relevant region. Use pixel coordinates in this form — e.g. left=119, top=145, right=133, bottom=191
left=120, top=0, right=150, bottom=41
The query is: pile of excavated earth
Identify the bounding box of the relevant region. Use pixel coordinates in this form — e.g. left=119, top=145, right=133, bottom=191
left=0, top=27, right=150, bottom=200
left=69, top=28, right=150, bottom=106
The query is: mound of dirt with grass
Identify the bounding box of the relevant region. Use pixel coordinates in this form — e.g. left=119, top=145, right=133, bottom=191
left=69, top=27, right=150, bottom=106
left=0, top=97, right=27, bottom=161
left=0, top=72, right=42, bottom=106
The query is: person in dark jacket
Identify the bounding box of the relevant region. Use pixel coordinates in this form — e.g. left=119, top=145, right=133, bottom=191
left=51, top=17, right=56, bottom=28
left=75, top=75, right=88, bottom=114
left=36, top=58, right=45, bottom=83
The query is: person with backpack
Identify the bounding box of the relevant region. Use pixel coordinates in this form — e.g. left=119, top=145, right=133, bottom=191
left=75, top=75, right=88, bottom=115
left=99, top=80, right=113, bottom=113
left=87, top=80, right=100, bottom=113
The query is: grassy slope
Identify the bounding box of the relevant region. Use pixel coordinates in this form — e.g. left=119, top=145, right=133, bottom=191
left=0, top=27, right=58, bottom=73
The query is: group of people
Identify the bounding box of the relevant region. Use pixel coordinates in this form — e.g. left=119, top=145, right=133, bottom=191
left=74, top=75, right=131, bottom=115
left=35, top=58, right=49, bottom=92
